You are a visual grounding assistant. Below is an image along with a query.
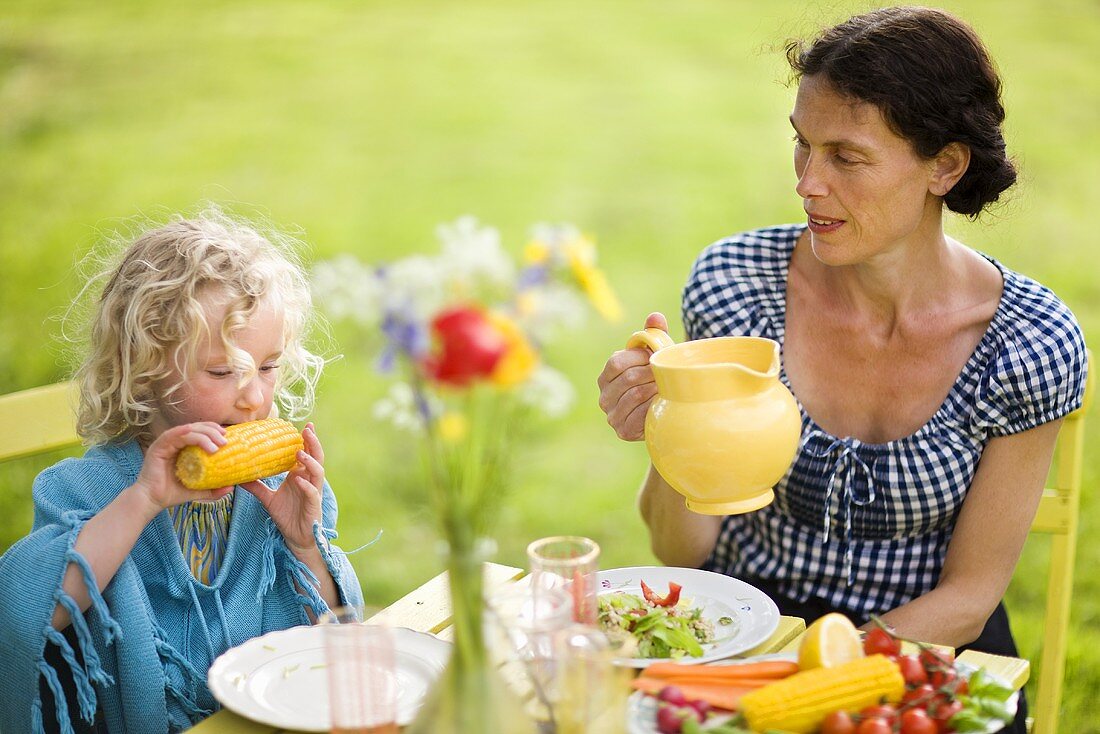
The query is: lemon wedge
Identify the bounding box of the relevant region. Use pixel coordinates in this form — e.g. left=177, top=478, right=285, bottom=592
left=798, top=612, right=864, bottom=669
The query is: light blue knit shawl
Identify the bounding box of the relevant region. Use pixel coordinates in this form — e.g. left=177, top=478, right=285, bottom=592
left=0, top=440, right=364, bottom=733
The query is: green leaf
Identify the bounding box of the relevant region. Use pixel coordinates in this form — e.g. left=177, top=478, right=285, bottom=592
left=682, top=717, right=705, bottom=734
left=973, top=698, right=1015, bottom=723
left=965, top=668, right=1013, bottom=700
left=663, top=625, right=705, bottom=657
left=947, top=709, right=990, bottom=732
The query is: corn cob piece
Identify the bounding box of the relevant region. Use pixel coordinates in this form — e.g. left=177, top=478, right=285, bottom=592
left=738, top=653, right=904, bottom=734
left=175, top=418, right=303, bottom=490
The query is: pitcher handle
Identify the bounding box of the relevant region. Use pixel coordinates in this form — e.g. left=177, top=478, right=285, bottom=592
left=626, top=328, right=676, bottom=353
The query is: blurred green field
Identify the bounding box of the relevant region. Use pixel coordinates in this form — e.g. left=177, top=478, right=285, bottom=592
left=2, top=0, right=1098, bottom=729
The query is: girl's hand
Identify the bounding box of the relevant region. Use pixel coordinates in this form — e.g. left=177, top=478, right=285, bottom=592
left=240, top=423, right=325, bottom=556
left=597, top=312, right=668, bottom=441
left=134, top=422, right=234, bottom=514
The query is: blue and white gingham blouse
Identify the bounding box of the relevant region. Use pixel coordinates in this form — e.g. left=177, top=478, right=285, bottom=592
left=686, top=224, right=1088, bottom=616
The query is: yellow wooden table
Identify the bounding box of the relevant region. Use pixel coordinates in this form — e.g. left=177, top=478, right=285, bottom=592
left=189, top=564, right=1027, bottom=733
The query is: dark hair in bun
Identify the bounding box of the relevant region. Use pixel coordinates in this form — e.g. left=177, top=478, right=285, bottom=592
left=787, top=6, right=1016, bottom=217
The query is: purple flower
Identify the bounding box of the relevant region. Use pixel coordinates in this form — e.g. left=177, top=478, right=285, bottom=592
left=381, top=309, right=430, bottom=362
left=517, top=264, right=550, bottom=291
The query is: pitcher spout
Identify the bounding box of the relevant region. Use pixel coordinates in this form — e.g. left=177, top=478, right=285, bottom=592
left=650, top=336, right=782, bottom=402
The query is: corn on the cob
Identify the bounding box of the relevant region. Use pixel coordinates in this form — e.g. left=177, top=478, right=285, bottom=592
left=738, top=654, right=904, bottom=734
left=175, top=418, right=303, bottom=490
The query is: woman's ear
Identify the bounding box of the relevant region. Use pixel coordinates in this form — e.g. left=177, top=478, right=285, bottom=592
left=929, top=142, right=971, bottom=197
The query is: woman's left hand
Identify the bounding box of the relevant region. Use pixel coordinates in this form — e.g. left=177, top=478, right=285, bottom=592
left=240, top=422, right=326, bottom=556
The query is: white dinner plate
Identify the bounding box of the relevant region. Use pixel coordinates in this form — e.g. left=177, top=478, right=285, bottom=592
left=207, top=624, right=451, bottom=731
left=624, top=656, right=1019, bottom=734
left=598, top=566, right=781, bottom=668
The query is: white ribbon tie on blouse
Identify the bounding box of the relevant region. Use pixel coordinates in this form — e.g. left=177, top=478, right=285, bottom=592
left=802, top=428, right=879, bottom=585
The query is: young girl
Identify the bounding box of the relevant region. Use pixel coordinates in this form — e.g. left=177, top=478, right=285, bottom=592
left=0, top=210, right=364, bottom=733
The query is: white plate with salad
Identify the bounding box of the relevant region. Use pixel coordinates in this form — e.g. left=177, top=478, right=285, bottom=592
left=597, top=566, right=780, bottom=669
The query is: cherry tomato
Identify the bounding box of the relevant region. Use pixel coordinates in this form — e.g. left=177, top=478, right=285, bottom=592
left=821, top=710, right=857, bottom=734
left=900, top=708, right=938, bottom=734
left=903, top=682, right=936, bottom=709
left=897, top=654, right=929, bottom=686
left=864, top=627, right=902, bottom=657
left=952, top=677, right=969, bottom=697
left=919, top=647, right=954, bottom=672
left=860, top=704, right=897, bottom=725
left=857, top=716, right=892, bottom=734
left=931, top=699, right=963, bottom=733
left=930, top=667, right=958, bottom=690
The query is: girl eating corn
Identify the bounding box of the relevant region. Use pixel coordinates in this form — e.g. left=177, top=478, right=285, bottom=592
left=0, top=209, right=364, bottom=733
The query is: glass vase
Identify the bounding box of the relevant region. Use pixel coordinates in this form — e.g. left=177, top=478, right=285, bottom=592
left=405, top=538, right=533, bottom=734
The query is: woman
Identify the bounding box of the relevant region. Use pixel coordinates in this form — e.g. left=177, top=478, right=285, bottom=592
left=597, top=7, right=1088, bottom=731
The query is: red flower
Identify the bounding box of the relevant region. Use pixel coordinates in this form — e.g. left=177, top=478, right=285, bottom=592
left=421, top=306, right=508, bottom=386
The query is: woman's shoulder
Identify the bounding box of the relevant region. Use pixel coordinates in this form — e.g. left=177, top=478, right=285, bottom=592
left=973, top=260, right=1089, bottom=434
left=991, top=264, right=1087, bottom=361
left=691, top=224, right=803, bottom=278
left=682, top=225, right=802, bottom=339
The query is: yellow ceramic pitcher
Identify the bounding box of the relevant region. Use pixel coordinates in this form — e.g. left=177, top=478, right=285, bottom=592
left=626, top=328, right=802, bottom=515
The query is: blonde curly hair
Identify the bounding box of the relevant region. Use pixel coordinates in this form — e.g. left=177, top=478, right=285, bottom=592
left=72, top=208, right=325, bottom=446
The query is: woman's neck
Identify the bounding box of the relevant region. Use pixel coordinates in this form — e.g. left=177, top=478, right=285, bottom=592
left=793, top=229, right=992, bottom=340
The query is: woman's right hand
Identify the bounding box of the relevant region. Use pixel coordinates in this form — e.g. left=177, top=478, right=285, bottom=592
left=597, top=312, right=669, bottom=441
left=133, top=422, right=233, bottom=514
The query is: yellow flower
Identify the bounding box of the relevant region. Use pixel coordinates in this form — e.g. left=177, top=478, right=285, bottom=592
left=524, top=240, right=551, bottom=265
left=436, top=411, right=469, bottom=443
left=486, top=312, right=539, bottom=387
left=515, top=290, right=540, bottom=318
left=574, top=264, right=622, bottom=323
left=564, top=235, right=597, bottom=269
left=564, top=235, right=623, bottom=322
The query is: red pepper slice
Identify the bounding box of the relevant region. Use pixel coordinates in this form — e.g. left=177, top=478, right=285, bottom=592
left=639, top=580, right=682, bottom=607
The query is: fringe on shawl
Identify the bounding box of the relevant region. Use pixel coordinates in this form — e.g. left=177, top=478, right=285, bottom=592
left=152, top=625, right=214, bottom=730
left=30, top=511, right=123, bottom=733
left=257, top=518, right=280, bottom=602
left=257, top=518, right=341, bottom=617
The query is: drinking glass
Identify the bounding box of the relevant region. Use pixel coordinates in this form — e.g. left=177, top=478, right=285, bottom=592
left=320, top=606, right=398, bottom=734
left=526, top=535, right=601, bottom=625
left=552, top=625, right=631, bottom=734
left=484, top=585, right=573, bottom=726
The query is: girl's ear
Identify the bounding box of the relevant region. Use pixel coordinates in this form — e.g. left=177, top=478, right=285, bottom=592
left=929, top=142, right=971, bottom=197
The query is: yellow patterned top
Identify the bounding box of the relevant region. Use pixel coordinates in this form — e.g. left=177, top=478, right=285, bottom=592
left=168, top=493, right=234, bottom=585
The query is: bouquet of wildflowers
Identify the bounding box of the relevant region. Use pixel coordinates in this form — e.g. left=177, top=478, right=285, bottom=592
left=312, top=215, right=620, bottom=731
left=313, top=216, right=620, bottom=528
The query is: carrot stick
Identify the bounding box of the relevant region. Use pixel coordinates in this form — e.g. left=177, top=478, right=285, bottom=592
left=630, top=677, right=756, bottom=711
left=639, top=674, right=778, bottom=688
left=643, top=660, right=799, bottom=680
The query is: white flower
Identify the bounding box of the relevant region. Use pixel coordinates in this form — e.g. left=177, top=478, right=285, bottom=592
left=516, top=365, right=575, bottom=418
left=529, top=222, right=584, bottom=267
left=377, top=255, right=447, bottom=321
left=517, top=284, right=588, bottom=343
left=373, top=382, right=440, bottom=433
left=312, top=256, right=384, bottom=327
left=437, top=215, right=515, bottom=294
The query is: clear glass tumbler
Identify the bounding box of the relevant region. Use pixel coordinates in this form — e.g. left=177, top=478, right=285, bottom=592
left=319, top=606, right=398, bottom=734
left=526, top=535, right=601, bottom=625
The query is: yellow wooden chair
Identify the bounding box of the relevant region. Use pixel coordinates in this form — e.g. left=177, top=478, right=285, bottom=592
left=1024, top=350, right=1094, bottom=734
left=0, top=381, right=82, bottom=464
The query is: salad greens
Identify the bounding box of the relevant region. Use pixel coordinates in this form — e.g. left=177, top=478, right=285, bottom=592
left=949, top=668, right=1016, bottom=732
left=597, top=589, right=716, bottom=659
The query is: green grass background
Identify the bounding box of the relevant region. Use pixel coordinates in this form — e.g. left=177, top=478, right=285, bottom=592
left=1, top=0, right=1097, bottom=729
